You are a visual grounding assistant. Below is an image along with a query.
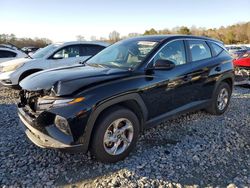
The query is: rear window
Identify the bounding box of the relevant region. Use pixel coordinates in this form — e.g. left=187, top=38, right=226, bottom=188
left=188, top=40, right=212, bottom=61
left=0, top=50, right=17, bottom=58
left=211, top=43, right=224, bottom=56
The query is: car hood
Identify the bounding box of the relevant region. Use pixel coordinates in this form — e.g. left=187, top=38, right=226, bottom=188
left=20, top=65, right=130, bottom=96
left=0, top=57, right=33, bottom=67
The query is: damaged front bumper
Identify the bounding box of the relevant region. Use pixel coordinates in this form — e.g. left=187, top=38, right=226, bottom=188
left=19, top=111, right=72, bottom=149
left=18, top=102, right=91, bottom=153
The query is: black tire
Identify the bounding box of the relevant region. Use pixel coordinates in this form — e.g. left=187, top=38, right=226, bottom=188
left=206, top=82, right=232, bottom=115
left=90, top=106, right=140, bottom=163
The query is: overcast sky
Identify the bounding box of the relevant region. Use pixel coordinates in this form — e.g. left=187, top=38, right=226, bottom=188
left=0, top=0, right=249, bottom=42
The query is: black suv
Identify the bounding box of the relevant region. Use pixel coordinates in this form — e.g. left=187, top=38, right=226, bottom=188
left=18, top=35, right=234, bottom=163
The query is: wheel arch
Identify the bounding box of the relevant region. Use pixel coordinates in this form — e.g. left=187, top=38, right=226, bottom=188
left=18, top=69, right=43, bottom=82
left=212, top=72, right=234, bottom=97
left=81, top=93, right=148, bottom=151
left=222, top=77, right=233, bottom=91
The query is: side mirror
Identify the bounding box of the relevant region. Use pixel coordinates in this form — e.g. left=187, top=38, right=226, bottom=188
left=154, top=59, right=175, bottom=70
left=53, top=53, right=64, bottom=60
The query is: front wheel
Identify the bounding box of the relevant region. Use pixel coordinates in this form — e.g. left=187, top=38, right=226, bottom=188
left=206, top=82, right=232, bottom=115
left=90, top=106, right=140, bottom=163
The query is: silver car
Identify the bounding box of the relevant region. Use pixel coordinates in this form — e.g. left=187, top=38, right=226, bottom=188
left=0, top=41, right=109, bottom=88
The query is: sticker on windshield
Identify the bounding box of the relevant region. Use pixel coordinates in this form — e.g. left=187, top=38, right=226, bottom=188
left=138, top=41, right=157, bottom=46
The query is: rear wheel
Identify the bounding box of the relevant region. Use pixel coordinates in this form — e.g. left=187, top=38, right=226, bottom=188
left=206, top=82, right=232, bottom=115
left=90, top=106, right=140, bottom=163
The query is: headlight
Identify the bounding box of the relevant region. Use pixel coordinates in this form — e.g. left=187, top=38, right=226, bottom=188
left=2, top=62, right=24, bottom=72
left=37, top=96, right=85, bottom=109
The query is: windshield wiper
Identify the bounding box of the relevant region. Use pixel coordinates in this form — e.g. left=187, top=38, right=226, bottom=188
left=79, top=56, right=96, bottom=65
left=79, top=61, right=87, bottom=65
left=79, top=61, right=105, bottom=68
left=88, top=63, right=108, bottom=68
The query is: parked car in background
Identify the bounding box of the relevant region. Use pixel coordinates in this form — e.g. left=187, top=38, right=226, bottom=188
left=21, top=46, right=40, bottom=56
left=0, top=44, right=27, bottom=63
left=0, top=41, right=109, bottom=88
left=18, top=35, right=234, bottom=163
left=232, top=49, right=250, bottom=85
left=226, top=45, right=249, bottom=53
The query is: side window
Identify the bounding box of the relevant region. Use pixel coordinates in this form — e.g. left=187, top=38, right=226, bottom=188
left=154, top=40, right=186, bottom=66
left=53, top=45, right=80, bottom=59
left=188, top=40, right=212, bottom=61
left=81, top=45, right=105, bottom=56
left=210, top=43, right=224, bottom=56
left=0, top=50, right=17, bottom=58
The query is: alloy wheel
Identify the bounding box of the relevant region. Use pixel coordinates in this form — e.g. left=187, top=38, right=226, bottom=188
left=217, top=88, right=229, bottom=111
left=103, top=118, right=134, bottom=155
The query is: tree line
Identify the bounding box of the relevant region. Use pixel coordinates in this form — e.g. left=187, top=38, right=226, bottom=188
left=0, top=34, right=52, bottom=48
left=1, top=22, right=249, bottom=48
left=107, top=22, right=250, bottom=44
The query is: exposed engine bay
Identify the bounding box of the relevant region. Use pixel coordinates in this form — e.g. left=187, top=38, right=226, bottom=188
left=18, top=90, right=49, bottom=112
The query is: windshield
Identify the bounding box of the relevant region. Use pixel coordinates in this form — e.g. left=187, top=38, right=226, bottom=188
left=32, top=44, right=59, bottom=59
left=87, top=40, right=159, bottom=69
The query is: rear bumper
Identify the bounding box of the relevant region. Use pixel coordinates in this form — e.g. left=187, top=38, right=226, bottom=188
left=18, top=107, right=86, bottom=152
left=234, top=66, right=250, bottom=85
left=234, top=65, right=250, bottom=70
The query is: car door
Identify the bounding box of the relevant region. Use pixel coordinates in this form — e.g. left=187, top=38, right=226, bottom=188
left=47, top=45, right=84, bottom=69
left=141, top=40, right=194, bottom=119
left=186, top=40, right=216, bottom=101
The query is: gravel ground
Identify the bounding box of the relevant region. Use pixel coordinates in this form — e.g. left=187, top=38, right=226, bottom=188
left=0, top=86, right=249, bottom=187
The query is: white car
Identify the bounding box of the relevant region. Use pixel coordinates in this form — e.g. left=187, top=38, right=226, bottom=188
left=0, top=41, right=109, bottom=88
left=0, top=45, right=27, bottom=63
